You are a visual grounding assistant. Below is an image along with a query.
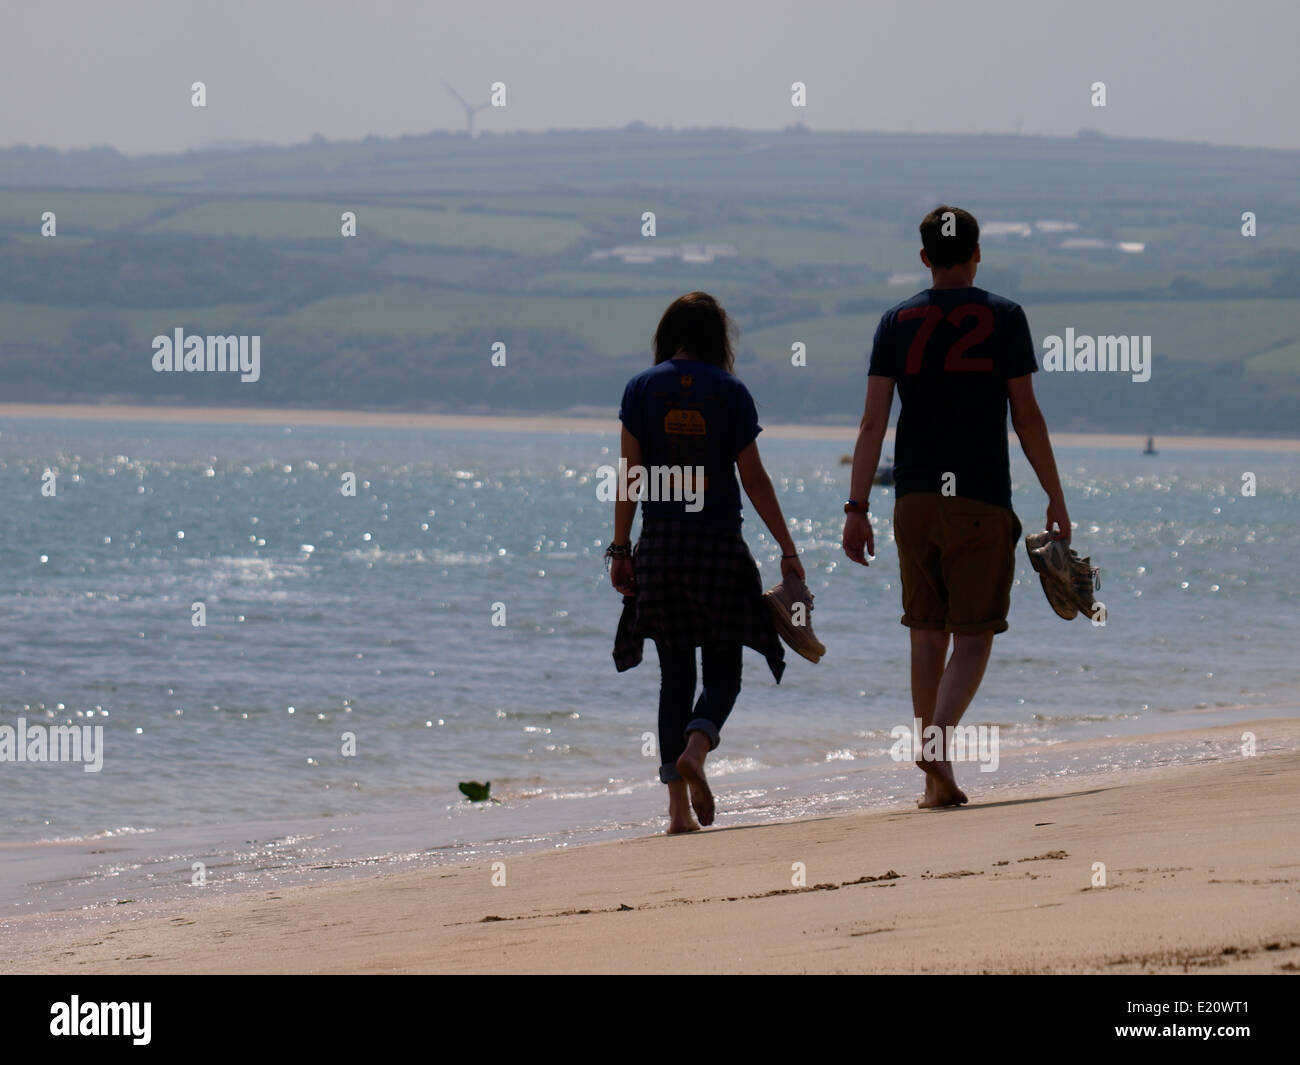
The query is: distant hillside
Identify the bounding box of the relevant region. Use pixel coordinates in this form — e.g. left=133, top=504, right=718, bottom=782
left=1, top=127, right=1297, bottom=434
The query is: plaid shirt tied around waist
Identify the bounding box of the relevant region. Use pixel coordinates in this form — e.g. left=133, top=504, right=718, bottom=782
left=612, top=519, right=785, bottom=683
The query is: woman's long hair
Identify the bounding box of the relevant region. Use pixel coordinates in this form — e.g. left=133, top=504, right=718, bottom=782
left=652, top=291, right=736, bottom=373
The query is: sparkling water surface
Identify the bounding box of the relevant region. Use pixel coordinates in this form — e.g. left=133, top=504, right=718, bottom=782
left=1, top=416, right=1296, bottom=913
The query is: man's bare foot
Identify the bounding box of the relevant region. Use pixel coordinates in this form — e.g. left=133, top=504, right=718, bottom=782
left=666, top=818, right=700, bottom=835
left=918, top=783, right=967, bottom=808
left=676, top=734, right=715, bottom=826
left=915, top=759, right=968, bottom=809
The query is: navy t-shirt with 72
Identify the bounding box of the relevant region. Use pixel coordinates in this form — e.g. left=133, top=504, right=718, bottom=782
left=618, top=358, right=761, bottom=532
left=867, top=286, right=1038, bottom=510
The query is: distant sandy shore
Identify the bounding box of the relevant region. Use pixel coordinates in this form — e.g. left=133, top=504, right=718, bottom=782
left=5, top=717, right=1298, bottom=975
left=1, top=401, right=1297, bottom=451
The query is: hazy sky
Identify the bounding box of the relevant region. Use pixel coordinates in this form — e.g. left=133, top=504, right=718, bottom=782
left=5, top=0, right=1298, bottom=154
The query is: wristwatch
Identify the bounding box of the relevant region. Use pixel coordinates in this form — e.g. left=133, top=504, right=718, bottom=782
left=844, top=499, right=869, bottom=514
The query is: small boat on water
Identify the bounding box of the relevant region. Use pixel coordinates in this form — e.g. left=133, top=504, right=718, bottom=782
left=1143, top=435, right=1158, bottom=456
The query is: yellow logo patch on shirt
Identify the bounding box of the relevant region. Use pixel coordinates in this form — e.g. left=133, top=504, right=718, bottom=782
left=664, top=408, right=706, bottom=436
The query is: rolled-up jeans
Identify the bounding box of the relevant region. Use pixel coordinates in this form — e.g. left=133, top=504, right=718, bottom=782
left=653, top=640, right=743, bottom=783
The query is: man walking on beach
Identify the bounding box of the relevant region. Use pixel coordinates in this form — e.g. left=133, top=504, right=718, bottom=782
left=842, top=205, right=1071, bottom=808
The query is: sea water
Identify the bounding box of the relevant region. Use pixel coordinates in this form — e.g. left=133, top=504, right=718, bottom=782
left=1, top=416, right=1296, bottom=914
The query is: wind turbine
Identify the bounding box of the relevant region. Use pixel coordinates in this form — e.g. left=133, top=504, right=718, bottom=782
left=443, top=80, right=491, bottom=138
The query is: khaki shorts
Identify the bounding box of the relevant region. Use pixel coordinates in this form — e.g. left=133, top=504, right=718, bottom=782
left=893, top=492, right=1022, bottom=635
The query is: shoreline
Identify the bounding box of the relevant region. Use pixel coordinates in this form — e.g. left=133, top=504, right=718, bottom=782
left=5, top=716, right=1298, bottom=974
left=2, top=401, right=1298, bottom=451
left=1, top=705, right=1296, bottom=922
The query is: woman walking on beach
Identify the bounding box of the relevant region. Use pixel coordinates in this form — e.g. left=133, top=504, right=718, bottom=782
left=609, top=292, right=804, bottom=833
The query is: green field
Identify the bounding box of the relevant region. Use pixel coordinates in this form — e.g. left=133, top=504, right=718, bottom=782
left=147, top=198, right=594, bottom=252
left=0, top=189, right=179, bottom=231
left=1, top=127, right=1297, bottom=431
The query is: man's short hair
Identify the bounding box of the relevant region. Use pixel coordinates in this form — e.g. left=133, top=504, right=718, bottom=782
left=920, top=205, right=980, bottom=268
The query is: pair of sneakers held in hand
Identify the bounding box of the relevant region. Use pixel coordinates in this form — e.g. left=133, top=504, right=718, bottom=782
left=766, top=529, right=1101, bottom=667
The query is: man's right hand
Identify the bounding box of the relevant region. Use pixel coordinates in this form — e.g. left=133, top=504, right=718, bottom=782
left=1046, top=497, right=1071, bottom=543
left=842, top=512, right=874, bottom=566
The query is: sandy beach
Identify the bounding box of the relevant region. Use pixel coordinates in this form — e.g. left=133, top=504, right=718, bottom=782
left=2, top=401, right=1298, bottom=452
left=5, top=717, right=1297, bottom=975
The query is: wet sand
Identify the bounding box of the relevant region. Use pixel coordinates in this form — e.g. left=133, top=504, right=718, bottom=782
left=5, top=717, right=1297, bottom=975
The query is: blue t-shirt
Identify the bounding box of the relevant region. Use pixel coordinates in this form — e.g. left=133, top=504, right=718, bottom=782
left=867, top=286, right=1038, bottom=509
left=618, top=358, right=760, bottom=531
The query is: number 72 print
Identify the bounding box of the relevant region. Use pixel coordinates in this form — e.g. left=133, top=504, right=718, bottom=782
left=897, top=304, right=995, bottom=372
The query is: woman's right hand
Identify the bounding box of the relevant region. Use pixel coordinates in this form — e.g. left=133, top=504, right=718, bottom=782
left=780, top=552, right=805, bottom=582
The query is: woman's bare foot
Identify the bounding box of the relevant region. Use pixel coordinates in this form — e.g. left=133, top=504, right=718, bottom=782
left=667, top=818, right=701, bottom=835
left=676, top=732, right=715, bottom=826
